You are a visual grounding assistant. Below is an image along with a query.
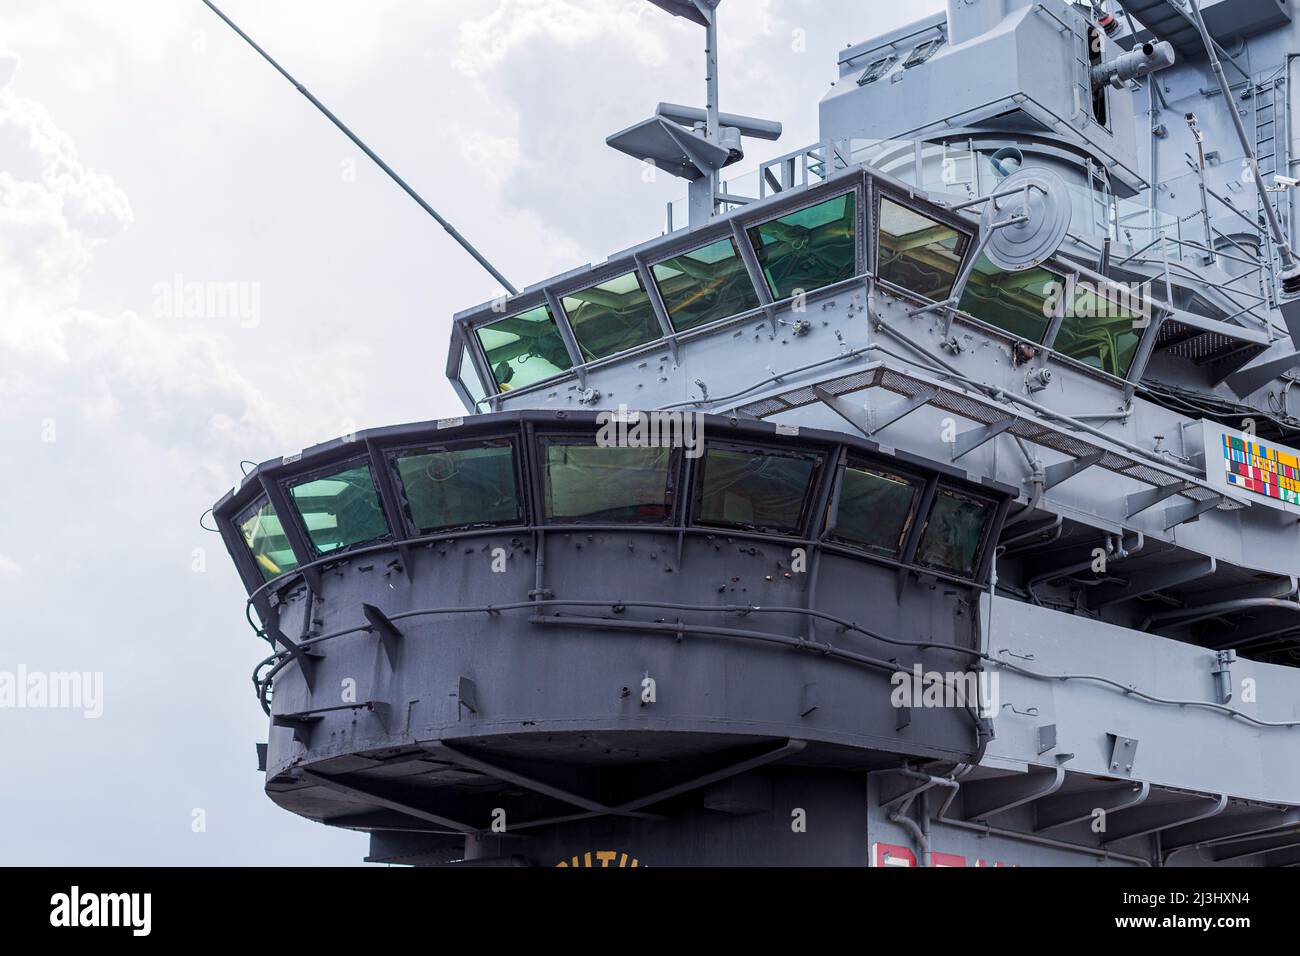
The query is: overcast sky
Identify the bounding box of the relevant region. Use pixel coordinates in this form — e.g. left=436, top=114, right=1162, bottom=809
left=0, top=0, right=943, bottom=865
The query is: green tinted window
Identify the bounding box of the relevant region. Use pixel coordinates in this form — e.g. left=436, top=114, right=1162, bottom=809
left=831, top=464, right=920, bottom=557
left=915, top=488, right=993, bottom=576
left=476, top=305, right=573, bottom=393
left=392, top=440, right=520, bottom=533
left=652, top=237, right=761, bottom=332
left=238, top=499, right=299, bottom=582
left=562, top=271, right=662, bottom=362
left=878, top=199, right=967, bottom=300
left=543, top=442, right=675, bottom=523
left=289, top=463, right=390, bottom=555
left=747, top=193, right=857, bottom=300
left=696, top=446, right=821, bottom=534
left=957, top=255, right=1059, bottom=342
left=457, top=344, right=488, bottom=407
left=1052, top=288, right=1142, bottom=378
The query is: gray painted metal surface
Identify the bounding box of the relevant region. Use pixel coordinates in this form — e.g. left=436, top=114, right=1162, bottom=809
left=215, top=0, right=1300, bottom=866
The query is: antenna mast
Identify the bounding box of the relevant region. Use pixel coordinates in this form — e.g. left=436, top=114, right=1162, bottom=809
left=198, top=0, right=518, bottom=295
left=704, top=5, right=720, bottom=206
left=607, top=1, right=782, bottom=228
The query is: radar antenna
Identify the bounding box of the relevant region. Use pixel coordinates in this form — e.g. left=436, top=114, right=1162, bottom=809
left=198, top=0, right=518, bottom=295
left=606, top=0, right=783, bottom=227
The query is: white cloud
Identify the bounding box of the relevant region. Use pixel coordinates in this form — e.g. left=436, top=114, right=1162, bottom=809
left=454, top=124, right=526, bottom=191
left=0, top=42, right=17, bottom=88
left=0, top=552, right=20, bottom=575
left=0, top=1, right=948, bottom=866
left=0, top=83, right=132, bottom=357
left=0, top=29, right=281, bottom=475
left=452, top=0, right=672, bottom=78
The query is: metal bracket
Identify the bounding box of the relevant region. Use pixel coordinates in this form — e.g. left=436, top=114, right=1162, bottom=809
left=458, top=676, right=480, bottom=717
left=868, top=387, right=938, bottom=436
left=264, top=605, right=323, bottom=693
left=960, top=766, right=1066, bottom=821
left=1035, top=781, right=1150, bottom=832
left=1125, top=480, right=1187, bottom=517
left=1161, top=495, right=1220, bottom=529
left=799, top=682, right=820, bottom=718
left=363, top=603, right=403, bottom=667
left=1102, top=793, right=1228, bottom=845
left=1037, top=723, right=1057, bottom=755
left=1041, top=450, right=1105, bottom=491
left=953, top=416, right=1016, bottom=461
left=1106, top=733, right=1139, bottom=776
left=896, top=699, right=912, bottom=731
left=1212, top=649, right=1237, bottom=704
left=810, top=385, right=869, bottom=437
left=274, top=701, right=392, bottom=746
left=301, top=769, right=478, bottom=834
left=272, top=713, right=321, bottom=746
left=1088, top=556, right=1216, bottom=609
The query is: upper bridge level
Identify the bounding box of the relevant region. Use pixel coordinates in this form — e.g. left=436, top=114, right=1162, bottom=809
left=448, top=138, right=1283, bottom=421
left=440, top=137, right=1300, bottom=657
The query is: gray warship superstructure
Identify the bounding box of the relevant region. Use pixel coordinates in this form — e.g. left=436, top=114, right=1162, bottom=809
left=213, top=0, right=1300, bottom=866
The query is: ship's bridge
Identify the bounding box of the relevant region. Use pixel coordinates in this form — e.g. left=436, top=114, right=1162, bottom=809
left=447, top=136, right=1279, bottom=418
left=218, top=409, right=1011, bottom=609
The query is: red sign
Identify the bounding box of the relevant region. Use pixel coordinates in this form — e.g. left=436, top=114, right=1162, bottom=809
left=871, top=842, right=1012, bottom=867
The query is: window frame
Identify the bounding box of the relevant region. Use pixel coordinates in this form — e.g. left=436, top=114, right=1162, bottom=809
left=452, top=176, right=869, bottom=399
left=535, top=432, right=685, bottom=526
left=281, top=455, right=395, bottom=559
left=647, top=233, right=766, bottom=335
left=213, top=412, right=1016, bottom=599
left=857, top=54, right=897, bottom=85
left=690, top=438, right=828, bottom=538
left=823, top=456, right=928, bottom=559
left=744, top=186, right=864, bottom=303
left=1041, top=268, right=1152, bottom=381
left=446, top=323, right=493, bottom=413
left=871, top=184, right=1165, bottom=389
left=902, top=36, right=945, bottom=69
left=557, top=265, right=670, bottom=364
left=956, top=253, right=1067, bottom=349
left=385, top=435, right=528, bottom=538
left=910, top=482, right=1000, bottom=577
left=873, top=188, right=974, bottom=305
left=232, top=494, right=300, bottom=585
left=470, top=297, right=582, bottom=397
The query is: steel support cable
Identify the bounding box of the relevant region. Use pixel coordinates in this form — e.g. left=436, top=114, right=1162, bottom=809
left=198, top=0, right=518, bottom=294
left=250, top=597, right=1300, bottom=728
